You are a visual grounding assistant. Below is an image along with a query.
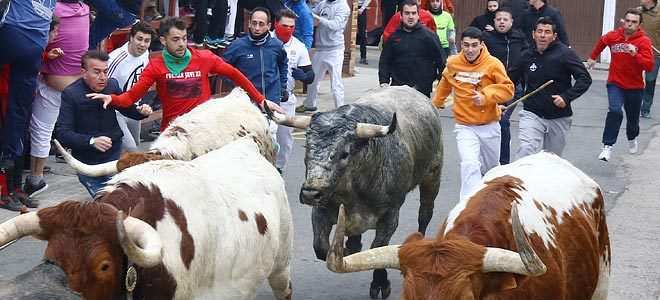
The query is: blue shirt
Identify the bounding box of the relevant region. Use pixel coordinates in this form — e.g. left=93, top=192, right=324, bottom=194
left=223, top=35, right=288, bottom=104
left=284, top=0, right=314, bottom=49
left=5, top=0, right=57, bottom=47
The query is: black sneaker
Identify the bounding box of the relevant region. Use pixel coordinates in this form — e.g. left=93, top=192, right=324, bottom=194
left=359, top=58, right=368, bottom=65
left=0, top=195, right=25, bottom=212
left=24, top=178, right=48, bottom=199
left=13, top=188, right=39, bottom=209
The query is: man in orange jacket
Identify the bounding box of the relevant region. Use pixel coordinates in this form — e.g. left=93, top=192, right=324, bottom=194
left=432, top=26, right=513, bottom=201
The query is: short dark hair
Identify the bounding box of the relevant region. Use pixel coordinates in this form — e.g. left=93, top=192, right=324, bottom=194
left=159, top=17, right=187, bottom=37
left=534, top=16, right=556, bottom=33
left=250, top=7, right=272, bottom=23
left=400, top=0, right=419, bottom=11
left=81, top=50, right=110, bottom=69
left=625, top=8, right=643, bottom=24
left=130, top=22, right=156, bottom=38
left=461, top=26, right=484, bottom=41
left=495, top=7, right=513, bottom=18
left=277, top=9, right=298, bottom=22
left=50, top=16, right=60, bottom=32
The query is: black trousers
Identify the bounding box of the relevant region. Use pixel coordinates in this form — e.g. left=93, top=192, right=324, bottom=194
left=357, top=9, right=368, bottom=59
left=193, top=0, right=229, bottom=42
left=381, top=0, right=402, bottom=29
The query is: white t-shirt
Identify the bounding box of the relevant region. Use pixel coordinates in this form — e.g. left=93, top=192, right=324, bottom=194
left=108, top=42, right=150, bottom=100
left=283, top=36, right=312, bottom=94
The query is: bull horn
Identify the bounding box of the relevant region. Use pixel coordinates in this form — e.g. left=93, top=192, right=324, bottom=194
left=0, top=212, right=42, bottom=249
left=482, top=205, right=547, bottom=276
left=327, top=205, right=400, bottom=273
left=116, top=211, right=163, bottom=268
left=272, top=112, right=312, bottom=129
left=53, top=139, right=119, bottom=176
left=355, top=113, right=397, bottom=139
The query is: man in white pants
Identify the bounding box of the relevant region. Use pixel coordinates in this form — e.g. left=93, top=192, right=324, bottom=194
left=108, top=22, right=155, bottom=152
left=274, top=9, right=315, bottom=173
left=296, top=0, right=350, bottom=113
left=432, top=27, right=514, bottom=201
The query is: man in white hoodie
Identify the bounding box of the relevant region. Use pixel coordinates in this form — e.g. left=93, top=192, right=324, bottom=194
left=108, top=22, right=156, bottom=152
left=296, top=0, right=350, bottom=113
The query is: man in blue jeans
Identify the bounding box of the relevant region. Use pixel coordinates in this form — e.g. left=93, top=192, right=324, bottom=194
left=588, top=9, right=654, bottom=162
left=0, top=0, right=57, bottom=211
left=54, top=51, right=152, bottom=197
left=87, top=0, right=146, bottom=49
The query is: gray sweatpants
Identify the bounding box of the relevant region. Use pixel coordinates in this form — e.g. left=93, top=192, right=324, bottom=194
left=516, top=110, right=572, bottom=160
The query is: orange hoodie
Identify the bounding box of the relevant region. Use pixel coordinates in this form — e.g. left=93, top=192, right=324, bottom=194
left=432, top=46, right=514, bottom=125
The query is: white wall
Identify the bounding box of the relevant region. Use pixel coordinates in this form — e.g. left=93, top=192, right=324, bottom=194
left=601, top=0, right=617, bottom=63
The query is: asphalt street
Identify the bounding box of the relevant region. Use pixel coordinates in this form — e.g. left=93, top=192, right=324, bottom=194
left=0, top=48, right=659, bottom=299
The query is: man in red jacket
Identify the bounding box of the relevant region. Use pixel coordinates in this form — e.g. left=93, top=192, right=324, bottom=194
left=88, top=17, right=283, bottom=131
left=587, top=8, right=654, bottom=162
left=382, top=0, right=436, bottom=42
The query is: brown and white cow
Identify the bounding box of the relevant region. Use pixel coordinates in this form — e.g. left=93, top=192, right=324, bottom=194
left=0, top=137, right=293, bottom=300
left=327, top=152, right=610, bottom=299
left=56, top=88, right=275, bottom=177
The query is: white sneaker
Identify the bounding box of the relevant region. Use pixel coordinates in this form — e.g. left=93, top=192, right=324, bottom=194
left=628, top=139, right=638, bottom=154
left=598, top=145, right=612, bottom=162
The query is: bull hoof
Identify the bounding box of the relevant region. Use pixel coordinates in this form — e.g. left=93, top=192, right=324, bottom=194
left=314, top=248, right=328, bottom=261
left=369, top=280, right=391, bottom=299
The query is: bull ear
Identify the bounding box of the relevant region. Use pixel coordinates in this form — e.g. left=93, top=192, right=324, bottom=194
left=403, top=232, right=424, bottom=244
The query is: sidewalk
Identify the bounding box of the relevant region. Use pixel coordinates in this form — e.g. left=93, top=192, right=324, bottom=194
left=608, top=125, right=660, bottom=300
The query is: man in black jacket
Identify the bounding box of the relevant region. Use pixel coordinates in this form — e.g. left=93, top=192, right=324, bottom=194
left=469, top=0, right=500, bottom=32
left=54, top=51, right=151, bottom=197
left=509, top=17, right=591, bottom=159
left=378, top=0, right=446, bottom=97
left=483, top=7, right=528, bottom=164
left=521, top=0, right=569, bottom=46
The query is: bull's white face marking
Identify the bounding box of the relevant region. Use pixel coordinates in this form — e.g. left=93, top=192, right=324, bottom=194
left=444, top=152, right=600, bottom=249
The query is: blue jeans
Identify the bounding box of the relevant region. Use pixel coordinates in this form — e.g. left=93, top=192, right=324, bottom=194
left=77, top=174, right=111, bottom=198
left=0, top=25, right=45, bottom=160
left=603, top=84, right=642, bottom=146
left=499, top=84, right=523, bottom=164
left=87, top=0, right=136, bottom=49
left=642, top=56, right=660, bottom=115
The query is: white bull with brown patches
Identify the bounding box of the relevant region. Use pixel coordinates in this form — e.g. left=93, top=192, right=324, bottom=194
left=327, top=152, right=610, bottom=299
left=56, top=88, right=275, bottom=176
left=0, top=137, right=293, bottom=299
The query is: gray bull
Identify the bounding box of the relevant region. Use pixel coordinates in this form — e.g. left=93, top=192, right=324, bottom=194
left=274, top=86, right=443, bottom=298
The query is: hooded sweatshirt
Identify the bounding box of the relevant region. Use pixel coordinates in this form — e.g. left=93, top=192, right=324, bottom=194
left=433, top=46, right=514, bottom=125
left=313, top=0, right=350, bottom=50
left=590, top=27, right=654, bottom=90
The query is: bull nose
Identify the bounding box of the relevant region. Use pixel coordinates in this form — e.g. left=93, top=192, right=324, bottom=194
left=299, top=187, right=321, bottom=205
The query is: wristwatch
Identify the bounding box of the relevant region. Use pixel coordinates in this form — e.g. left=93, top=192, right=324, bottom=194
left=89, top=137, right=95, bottom=145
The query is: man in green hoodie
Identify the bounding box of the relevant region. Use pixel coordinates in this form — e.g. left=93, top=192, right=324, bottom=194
left=428, top=0, right=456, bottom=59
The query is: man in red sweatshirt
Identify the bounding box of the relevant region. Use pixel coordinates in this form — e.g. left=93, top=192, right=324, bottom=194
left=587, top=8, right=654, bottom=162
left=88, top=17, right=283, bottom=131
left=382, top=0, right=436, bottom=42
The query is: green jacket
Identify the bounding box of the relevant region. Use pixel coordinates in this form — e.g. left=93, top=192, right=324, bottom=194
left=431, top=11, right=454, bottom=48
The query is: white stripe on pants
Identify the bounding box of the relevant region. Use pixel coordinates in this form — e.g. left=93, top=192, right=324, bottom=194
left=116, top=112, right=141, bottom=152
left=29, top=78, right=62, bottom=158
left=516, top=110, right=572, bottom=160
left=225, top=0, right=238, bottom=36
left=276, top=94, right=297, bottom=169
left=304, top=48, right=345, bottom=109
left=454, top=122, right=501, bottom=201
